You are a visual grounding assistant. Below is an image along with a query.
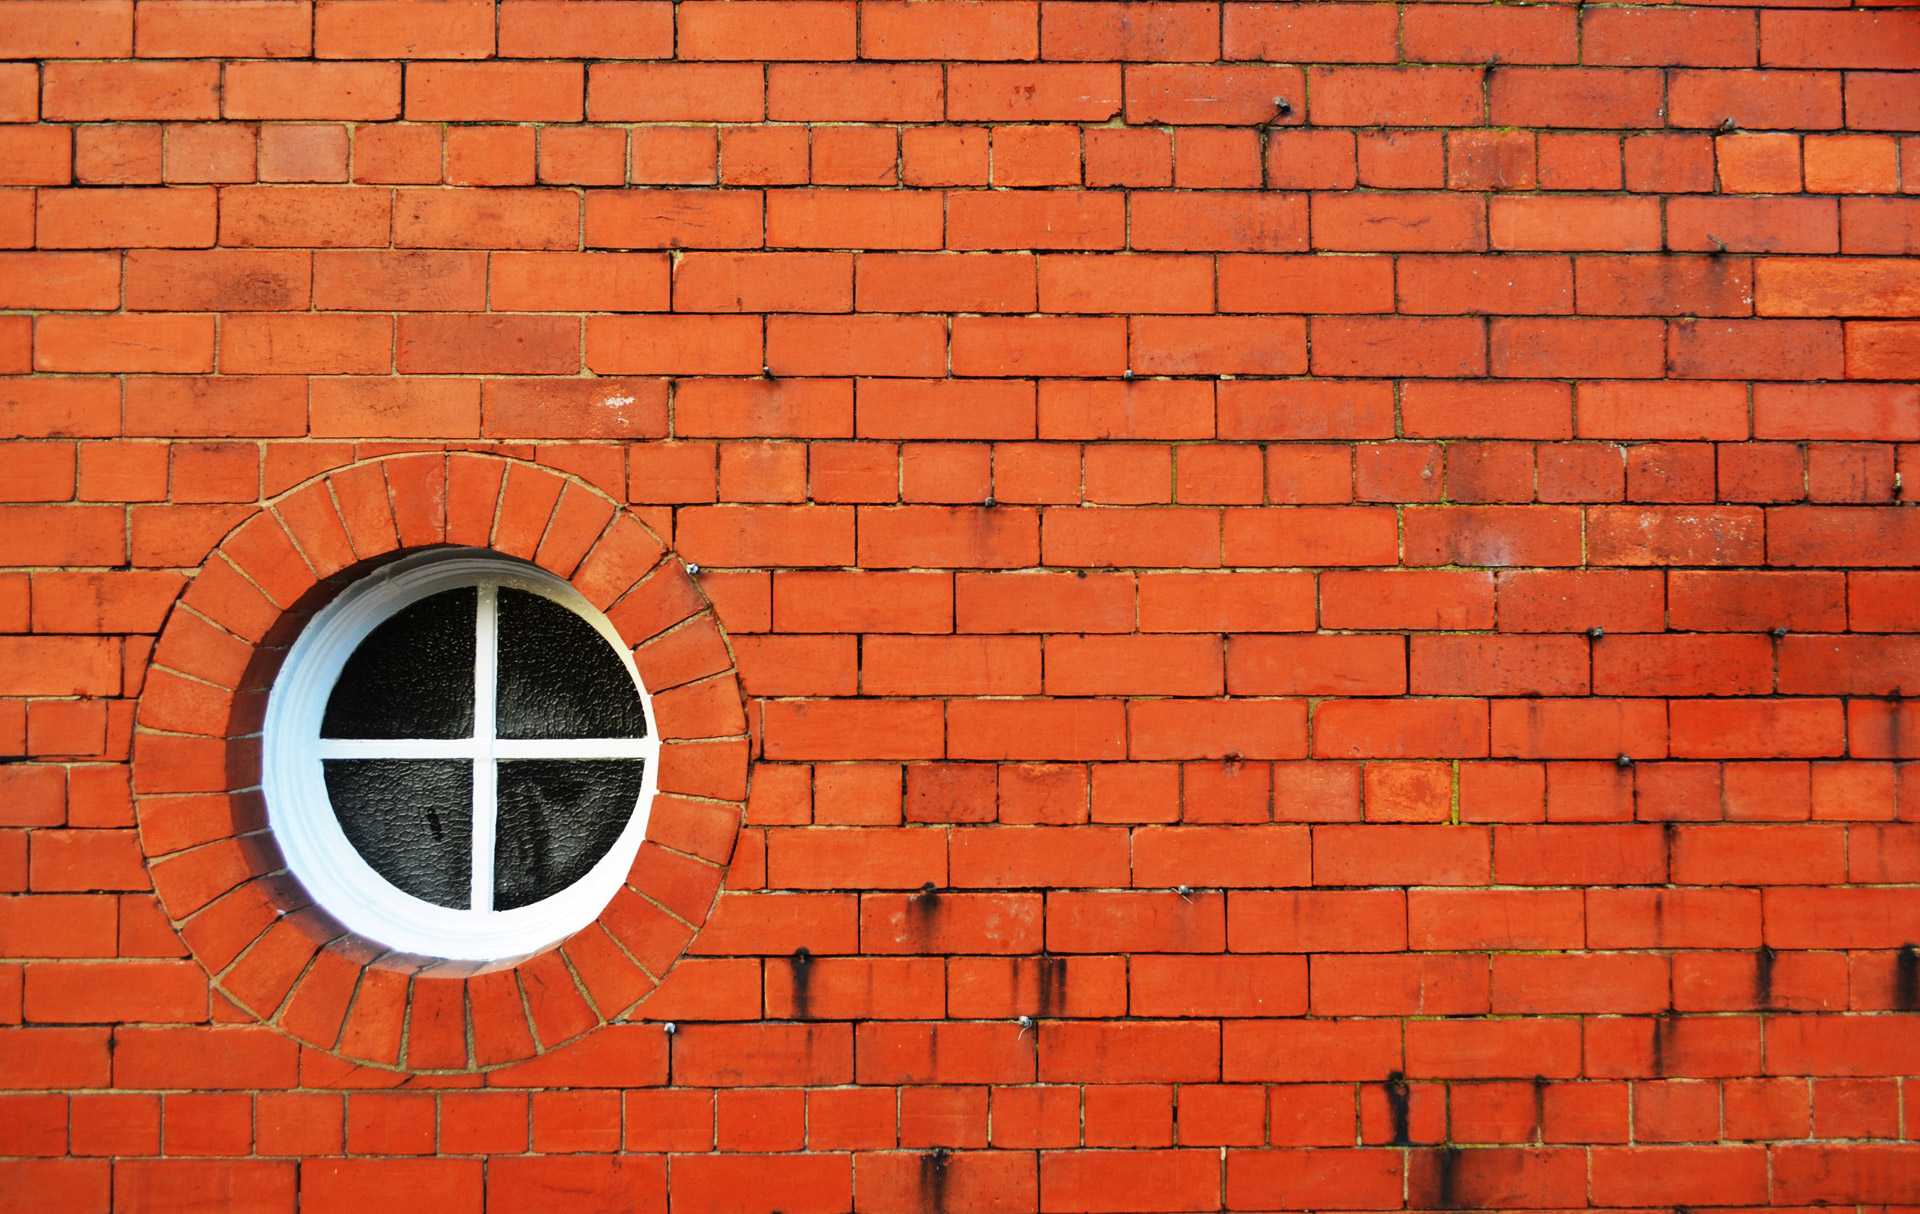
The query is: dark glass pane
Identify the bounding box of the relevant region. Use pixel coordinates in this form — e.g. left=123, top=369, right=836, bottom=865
left=493, top=760, right=644, bottom=910
left=496, top=588, right=647, bottom=740
left=324, top=759, right=473, bottom=909
left=322, top=587, right=475, bottom=740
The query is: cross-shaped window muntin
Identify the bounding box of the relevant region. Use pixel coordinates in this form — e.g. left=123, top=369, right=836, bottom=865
left=264, top=549, right=660, bottom=965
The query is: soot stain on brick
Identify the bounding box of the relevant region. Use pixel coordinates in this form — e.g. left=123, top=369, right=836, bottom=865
left=1037, top=954, right=1067, bottom=1018
left=906, top=881, right=941, bottom=936
left=1883, top=695, right=1906, bottom=758
left=1385, top=1071, right=1412, bottom=1146
left=1531, top=1074, right=1546, bottom=1142
left=1896, top=942, right=1920, bottom=1011
left=788, top=947, right=812, bottom=1020
left=1435, top=1144, right=1463, bottom=1209
left=920, top=1147, right=951, bottom=1211
left=1652, top=1011, right=1677, bottom=1077
left=1754, top=944, right=1776, bottom=1008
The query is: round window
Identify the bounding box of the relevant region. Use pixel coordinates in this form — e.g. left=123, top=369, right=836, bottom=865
left=263, top=548, right=659, bottom=963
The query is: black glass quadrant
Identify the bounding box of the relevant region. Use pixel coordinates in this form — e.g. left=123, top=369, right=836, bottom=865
left=321, top=587, right=476, bottom=740
left=323, top=759, right=474, bottom=909
left=495, top=588, right=647, bottom=740
left=493, top=759, right=645, bottom=910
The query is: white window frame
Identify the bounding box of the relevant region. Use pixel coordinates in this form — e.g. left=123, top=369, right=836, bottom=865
left=263, top=547, right=660, bottom=964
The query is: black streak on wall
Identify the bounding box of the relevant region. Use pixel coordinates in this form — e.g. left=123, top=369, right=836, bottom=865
left=1037, top=954, right=1067, bottom=1017
left=1385, top=1071, right=1412, bottom=1146
left=1652, top=1013, right=1677, bottom=1077
left=1896, top=943, right=1920, bottom=1011
left=789, top=947, right=812, bottom=1021
left=906, top=882, right=940, bottom=939
left=1435, top=1145, right=1463, bottom=1209
left=919, top=1147, right=951, bottom=1212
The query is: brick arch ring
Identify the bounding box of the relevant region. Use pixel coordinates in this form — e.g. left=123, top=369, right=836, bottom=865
left=132, top=452, right=749, bottom=1070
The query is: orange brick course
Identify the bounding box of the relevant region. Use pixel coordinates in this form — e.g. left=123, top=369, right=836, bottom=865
left=1, top=0, right=1919, bottom=1209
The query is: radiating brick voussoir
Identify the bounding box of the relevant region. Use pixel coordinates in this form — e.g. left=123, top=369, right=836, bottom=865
left=133, top=454, right=745, bottom=1071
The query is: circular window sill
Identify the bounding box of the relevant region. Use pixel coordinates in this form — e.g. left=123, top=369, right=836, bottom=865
left=132, top=453, right=749, bottom=1071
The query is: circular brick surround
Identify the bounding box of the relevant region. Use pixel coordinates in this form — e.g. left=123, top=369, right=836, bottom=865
left=131, top=452, right=748, bottom=1070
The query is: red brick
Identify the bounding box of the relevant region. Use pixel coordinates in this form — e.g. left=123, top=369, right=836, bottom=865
left=36, top=187, right=214, bottom=248
left=1224, top=1019, right=1403, bottom=1084
left=1085, top=128, right=1172, bottom=188
left=495, top=0, right=669, bottom=56
left=1227, top=635, right=1402, bottom=699
left=1491, top=952, right=1670, bottom=1014
left=1130, top=191, right=1306, bottom=255
left=1408, top=1018, right=1584, bottom=1080
left=1047, top=2, right=1219, bottom=61
left=1397, top=253, right=1569, bottom=315
left=1539, top=136, right=1622, bottom=190
left=1846, top=74, right=1920, bottom=135
left=856, top=252, right=1034, bottom=314
left=587, top=63, right=761, bottom=124
left=1582, top=6, right=1754, bottom=67
left=1312, top=193, right=1486, bottom=254
left=1585, top=504, right=1765, bottom=567
left=1774, top=1143, right=1920, bottom=1204
left=953, top=571, right=1132, bottom=635
left=987, top=128, right=1085, bottom=188
left=1039, top=1149, right=1218, bottom=1214
left=1126, top=64, right=1303, bottom=126
left=762, top=699, right=942, bottom=761
left=1313, top=823, right=1490, bottom=886
left=1407, top=2, right=1575, bottom=62
left=396, top=314, right=578, bottom=376
left=587, top=316, right=761, bottom=376
left=0, top=126, right=70, bottom=187
left=43, top=62, right=217, bottom=121
left=1492, top=67, right=1666, bottom=128
left=134, top=0, right=311, bottom=57
left=1042, top=634, right=1216, bottom=698
left=224, top=62, right=400, bottom=121
left=394, top=187, right=578, bottom=251
left=0, top=1, right=130, bottom=57
left=1589, top=1145, right=1769, bottom=1207
left=310, top=378, right=477, bottom=439
left=1220, top=1, right=1389, bottom=60
left=678, top=0, right=855, bottom=60
left=1494, top=823, right=1667, bottom=886
left=946, top=827, right=1123, bottom=891
left=947, top=64, right=1119, bottom=123
left=863, top=0, right=1035, bottom=59
left=113, top=1161, right=292, bottom=1214
left=1218, top=380, right=1392, bottom=440
left=484, top=1157, right=666, bottom=1214
left=1228, top=890, right=1401, bottom=955
left=1134, top=572, right=1309, bottom=634
left=767, top=64, right=942, bottom=124
left=407, top=62, right=583, bottom=124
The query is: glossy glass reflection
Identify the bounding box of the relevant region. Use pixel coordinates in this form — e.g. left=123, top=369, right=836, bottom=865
left=493, top=759, right=645, bottom=910
left=495, top=588, right=647, bottom=740
left=324, top=759, right=473, bottom=909
left=321, top=587, right=476, bottom=740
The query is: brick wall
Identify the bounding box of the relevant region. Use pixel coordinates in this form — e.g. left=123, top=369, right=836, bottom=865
left=3, top=0, right=1920, bottom=1208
